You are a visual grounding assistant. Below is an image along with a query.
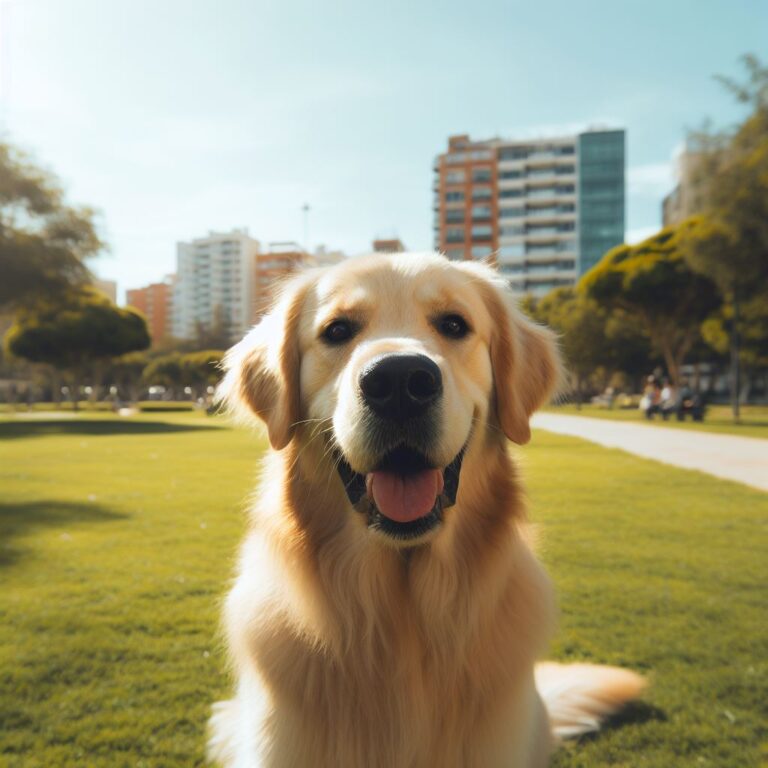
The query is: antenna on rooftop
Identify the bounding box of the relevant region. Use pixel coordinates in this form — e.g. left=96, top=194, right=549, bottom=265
left=301, top=203, right=310, bottom=252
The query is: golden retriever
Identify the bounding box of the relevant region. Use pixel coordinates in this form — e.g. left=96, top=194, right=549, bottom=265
left=209, top=253, right=645, bottom=767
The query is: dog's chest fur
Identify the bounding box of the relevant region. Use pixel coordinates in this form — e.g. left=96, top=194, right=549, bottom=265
left=242, top=523, right=554, bottom=768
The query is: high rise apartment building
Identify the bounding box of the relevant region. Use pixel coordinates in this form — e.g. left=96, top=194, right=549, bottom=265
left=172, top=229, right=260, bottom=342
left=126, top=278, right=174, bottom=343
left=433, top=129, right=625, bottom=295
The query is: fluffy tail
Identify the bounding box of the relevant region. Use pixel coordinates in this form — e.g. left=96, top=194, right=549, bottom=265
left=535, top=662, right=647, bottom=740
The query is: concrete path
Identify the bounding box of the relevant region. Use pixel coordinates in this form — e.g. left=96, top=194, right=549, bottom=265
left=530, top=413, right=768, bottom=493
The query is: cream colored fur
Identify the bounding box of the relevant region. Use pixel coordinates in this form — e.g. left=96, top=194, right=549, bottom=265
left=208, top=253, right=645, bottom=767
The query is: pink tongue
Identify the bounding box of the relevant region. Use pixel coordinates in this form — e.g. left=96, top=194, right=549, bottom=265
left=368, top=469, right=444, bottom=523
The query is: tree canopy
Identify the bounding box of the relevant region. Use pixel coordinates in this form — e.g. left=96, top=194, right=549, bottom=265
left=0, top=142, right=103, bottom=309
left=5, top=287, right=150, bottom=374
left=580, top=223, right=720, bottom=385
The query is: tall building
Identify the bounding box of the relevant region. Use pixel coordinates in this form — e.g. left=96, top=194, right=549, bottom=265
left=662, top=147, right=703, bottom=226
left=433, top=129, right=625, bottom=295
left=254, top=242, right=314, bottom=318
left=172, top=229, right=260, bottom=342
left=126, top=277, right=174, bottom=343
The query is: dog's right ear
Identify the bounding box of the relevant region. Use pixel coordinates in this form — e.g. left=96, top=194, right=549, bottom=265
left=216, top=274, right=312, bottom=450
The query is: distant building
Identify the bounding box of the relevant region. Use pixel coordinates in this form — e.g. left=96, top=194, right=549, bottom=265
left=93, top=279, right=117, bottom=304
left=662, top=148, right=703, bottom=226
left=372, top=238, right=406, bottom=253
left=254, top=242, right=314, bottom=318
left=172, top=229, right=260, bottom=342
left=126, top=277, right=174, bottom=343
left=433, top=128, right=625, bottom=296
left=312, top=245, right=347, bottom=267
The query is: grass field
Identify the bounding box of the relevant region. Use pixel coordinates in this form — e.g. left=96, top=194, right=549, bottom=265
left=545, top=403, right=768, bottom=440
left=1, top=412, right=766, bottom=767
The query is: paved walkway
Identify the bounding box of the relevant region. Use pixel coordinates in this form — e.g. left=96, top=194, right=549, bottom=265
left=530, top=413, right=768, bottom=493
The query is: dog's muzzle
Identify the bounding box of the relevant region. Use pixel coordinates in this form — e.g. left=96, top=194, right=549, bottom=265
left=335, top=444, right=465, bottom=542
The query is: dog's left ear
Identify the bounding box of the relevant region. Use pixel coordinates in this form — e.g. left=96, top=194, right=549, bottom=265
left=216, top=274, right=312, bottom=450
left=475, top=271, right=563, bottom=445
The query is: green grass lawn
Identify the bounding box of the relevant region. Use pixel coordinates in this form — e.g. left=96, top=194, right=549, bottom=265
left=1, top=413, right=766, bottom=767
left=545, top=403, right=768, bottom=440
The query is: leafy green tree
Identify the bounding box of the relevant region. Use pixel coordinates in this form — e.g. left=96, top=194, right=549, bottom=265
left=0, top=143, right=103, bottom=309
left=4, top=288, right=150, bottom=408
left=142, top=353, right=183, bottom=398
left=581, top=223, right=721, bottom=386
left=180, top=350, right=225, bottom=399
left=679, top=55, right=768, bottom=418
left=534, top=288, right=607, bottom=406
left=107, top=351, right=151, bottom=403
left=141, top=350, right=224, bottom=400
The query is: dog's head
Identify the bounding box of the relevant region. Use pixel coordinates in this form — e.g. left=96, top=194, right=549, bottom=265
left=219, top=253, right=561, bottom=547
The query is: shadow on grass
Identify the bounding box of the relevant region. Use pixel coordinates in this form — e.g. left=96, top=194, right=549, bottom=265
left=0, top=419, right=222, bottom=440
left=577, top=700, right=667, bottom=743
left=0, top=500, right=129, bottom=568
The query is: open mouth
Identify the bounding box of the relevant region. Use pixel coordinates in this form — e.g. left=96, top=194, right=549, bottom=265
left=335, top=444, right=465, bottom=541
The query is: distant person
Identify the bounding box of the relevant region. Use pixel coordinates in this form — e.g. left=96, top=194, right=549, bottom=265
left=639, top=375, right=661, bottom=419
left=676, top=377, right=706, bottom=422
left=660, top=379, right=677, bottom=420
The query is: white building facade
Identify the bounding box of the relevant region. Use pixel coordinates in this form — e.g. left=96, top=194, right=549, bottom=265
left=172, top=228, right=260, bottom=342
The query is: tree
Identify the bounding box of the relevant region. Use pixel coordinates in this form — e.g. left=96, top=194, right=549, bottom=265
left=141, top=350, right=224, bottom=401
left=180, top=350, right=225, bottom=400
left=142, top=353, right=183, bottom=398
left=0, top=143, right=103, bottom=309
left=194, top=304, right=233, bottom=350
left=106, top=351, right=151, bottom=403
left=533, top=288, right=607, bottom=406
left=4, top=287, right=150, bottom=408
left=679, top=55, right=768, bottom=418
left=580, top=223, right=721, bottom=386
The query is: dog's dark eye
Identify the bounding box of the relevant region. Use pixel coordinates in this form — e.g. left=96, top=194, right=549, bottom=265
left=322, top=319, right=355, bottom=345
left=437, top=314, right=470, bottom=340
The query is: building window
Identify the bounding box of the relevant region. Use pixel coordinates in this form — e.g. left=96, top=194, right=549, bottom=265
left=499, top=169, right=523, bottom=180
left=498, top=147, right=528, bottom=161
left=499, top=243, right=524, bottom=258
left=499, top=224, right=525, bottom=237
left=445, top=209, right=465, bottom=223
left=499, top=188, right=523, bottom=199
left=445, top=170, right=465, bottom=184
left=471, top=225, right=493, bottom=241
left=446, top=228, right=465, bottom=243
left=445, top=191, right=465, bottom=203
left=472, top=168, right=492, bottom=183
left=471, top=205, right=492, bottom=220
left=444, top=248, right=465, bottom=261
left=471, top=245, right=493, bottom=259
left=526, top=241, right=557, bottom=253
left=499, top=207, right=524, bottom=218
left=472, top=186, right=492, bottom=200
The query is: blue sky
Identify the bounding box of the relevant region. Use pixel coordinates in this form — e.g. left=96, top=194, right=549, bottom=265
left=1, top=0, right=765, bottom=301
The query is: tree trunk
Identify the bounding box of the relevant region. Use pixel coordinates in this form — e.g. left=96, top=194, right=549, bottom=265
left=658, top=339, right=681, bottom=388
left=730, top=287, right=741, bottom=422
left=71, top=370, right=81, bottom=412
left=52, top=369, right=62, bottom=408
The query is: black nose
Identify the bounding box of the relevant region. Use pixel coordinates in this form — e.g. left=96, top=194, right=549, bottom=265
left=359, top=353, right=443, bottom=422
